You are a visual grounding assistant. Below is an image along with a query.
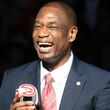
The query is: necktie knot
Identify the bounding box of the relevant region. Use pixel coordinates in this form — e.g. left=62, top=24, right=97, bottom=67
left=45, top=73, right=54, bottom=84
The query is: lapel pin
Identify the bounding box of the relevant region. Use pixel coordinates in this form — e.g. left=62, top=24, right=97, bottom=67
left=76, top=81, right=81, bottom=86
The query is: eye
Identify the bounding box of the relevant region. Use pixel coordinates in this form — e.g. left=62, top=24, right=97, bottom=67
left=48, top=25, right=59, bottom=30
left=33, top=24, right=42, bottom=30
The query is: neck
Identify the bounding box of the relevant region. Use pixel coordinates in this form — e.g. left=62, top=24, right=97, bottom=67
left=42, top=51, right=71, bottom=71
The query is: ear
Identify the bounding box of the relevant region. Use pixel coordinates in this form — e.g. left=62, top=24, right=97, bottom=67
left=68, top=26, right=78, bottom=43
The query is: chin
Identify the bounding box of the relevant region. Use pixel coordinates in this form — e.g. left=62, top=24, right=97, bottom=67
left=40, top=57, right=56, bottom=63
left=39, top=55, right=51, bottom=61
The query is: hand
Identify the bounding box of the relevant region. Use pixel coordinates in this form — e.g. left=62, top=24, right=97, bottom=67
left=10, top=95, right=36, bottom=110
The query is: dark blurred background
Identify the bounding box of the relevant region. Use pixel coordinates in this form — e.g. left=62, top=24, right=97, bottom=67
left=0, top=0, right=110, bottom=86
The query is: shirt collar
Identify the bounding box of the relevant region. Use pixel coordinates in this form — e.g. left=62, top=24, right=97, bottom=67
left=41, top=52, right=73, bottom=84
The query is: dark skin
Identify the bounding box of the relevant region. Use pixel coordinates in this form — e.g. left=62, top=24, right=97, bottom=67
left=10, top=94, right=36, bottom=110
left=10, top=1, right=78, bottom=110
left=33, top=2, right=78, bottom=71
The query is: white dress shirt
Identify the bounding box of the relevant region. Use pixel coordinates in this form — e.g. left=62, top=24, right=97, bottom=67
left=40, top=52, right=73, bottom=110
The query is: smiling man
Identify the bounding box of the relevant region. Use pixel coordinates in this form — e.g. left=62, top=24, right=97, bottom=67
left=0, top=1, right=110, bottom=110
left=32, top=2, right=77, bottom=71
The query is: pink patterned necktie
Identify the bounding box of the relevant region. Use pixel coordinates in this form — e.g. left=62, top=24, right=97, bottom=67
left=41, top=73, right=57, bottom=110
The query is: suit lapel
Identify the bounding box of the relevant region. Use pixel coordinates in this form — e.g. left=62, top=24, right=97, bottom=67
left=59, top=57, right=86, bottom=110
left=32, top=61, right=42, bottom=109
left=28, top=61, right=42, bottom=110
left=20, top=60, right=41, bottom=109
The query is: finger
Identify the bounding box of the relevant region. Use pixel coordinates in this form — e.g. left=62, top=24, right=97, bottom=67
left=10, top=95, right=23, bottom=110
left=12, top=101, right=35, bottom=110
left=16, top=105, right=36, bottom=110
left=13, top=94, right=24, bottom=104
left=10, top=105, right=36, bottom=110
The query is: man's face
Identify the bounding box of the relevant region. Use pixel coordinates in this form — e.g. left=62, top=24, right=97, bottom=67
left=33, top=6, right=76, bottom=63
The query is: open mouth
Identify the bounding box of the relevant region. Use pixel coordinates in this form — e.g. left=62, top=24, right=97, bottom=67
left=38, top=42, right=53, bottom=48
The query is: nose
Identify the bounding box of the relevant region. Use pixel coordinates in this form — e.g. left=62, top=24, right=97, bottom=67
left=38, top=27, right=49, bottom=38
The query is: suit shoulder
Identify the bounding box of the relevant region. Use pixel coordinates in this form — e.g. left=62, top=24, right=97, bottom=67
left=4, top=60, right=40, bottom=77
left=74, top=57, right=110, bottom=79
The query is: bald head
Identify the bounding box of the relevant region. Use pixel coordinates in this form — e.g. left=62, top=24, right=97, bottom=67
left=39, top=1, right=77, bottom=27
left=33, top=1, right=78, bottom=66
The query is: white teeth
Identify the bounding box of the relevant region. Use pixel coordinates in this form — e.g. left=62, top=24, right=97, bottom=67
left=39, top=42, right=50, bottom=45
left=38, top=42, right=52, bottom=46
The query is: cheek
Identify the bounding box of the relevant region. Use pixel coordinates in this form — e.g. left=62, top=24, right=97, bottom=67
left=32, top=30, right=38, bottom=39
left=32, top=32, right=38, bottom=47
left=55, top=35, right=69, bottom=51
left=32, top=32, right=38, bottom=46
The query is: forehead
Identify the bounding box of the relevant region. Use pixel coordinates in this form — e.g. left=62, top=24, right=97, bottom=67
left=35, top=7, right=66, bottom=23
